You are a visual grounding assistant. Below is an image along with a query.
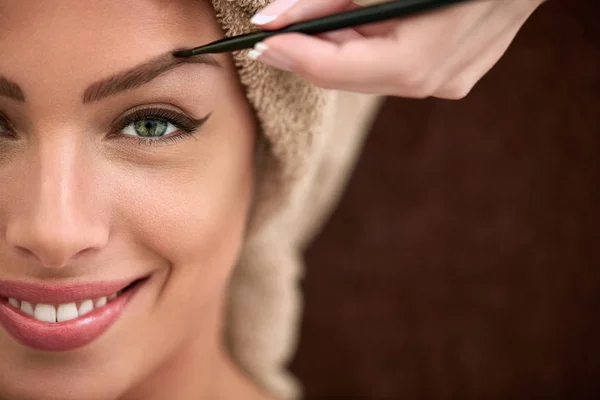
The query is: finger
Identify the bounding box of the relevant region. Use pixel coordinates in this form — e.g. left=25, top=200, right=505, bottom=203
left=254, top=32, right=402, bottom=90
left=250, top=0, right=354, bottom=29
left=253, top=0, right=364, bottom=45
left=316, top=29, right=364, bottom=45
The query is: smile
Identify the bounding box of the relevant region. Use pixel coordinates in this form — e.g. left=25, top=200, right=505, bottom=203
left=0, top=277, right=148, bottom=351
left=8, top=291, right=121, bottom=323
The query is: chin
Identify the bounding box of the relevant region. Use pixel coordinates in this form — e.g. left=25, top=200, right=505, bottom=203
left=0, top=374, right=127, bottom=400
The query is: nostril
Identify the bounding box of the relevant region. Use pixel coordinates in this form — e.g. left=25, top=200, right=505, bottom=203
left=14, top=246, right=36, bottom=260
left=73, top=247, right=94, bottom=259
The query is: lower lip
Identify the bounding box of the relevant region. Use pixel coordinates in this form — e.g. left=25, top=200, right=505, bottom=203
left=0, top=280, right=144, bottom=352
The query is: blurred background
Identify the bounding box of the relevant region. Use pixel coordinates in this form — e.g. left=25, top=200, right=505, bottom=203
left=290, top=0, right=600, bottom=399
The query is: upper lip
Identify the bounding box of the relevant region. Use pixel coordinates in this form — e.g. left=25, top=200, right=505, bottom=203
left=0, top=276, right=146, bottom=304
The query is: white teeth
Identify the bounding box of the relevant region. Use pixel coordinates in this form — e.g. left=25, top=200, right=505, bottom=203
left=8, top=297, right=19, bottom=308
left=34, top=303, right=57, bottom=323
left=57, top=303, right=79, bottom=322
left=78, top=299, right=94, bottom=316
left=20, top=301, right=34, bottom=316
left=94, top=297, right=107, bottom=308
left=10, top=291, right=119, bottom=322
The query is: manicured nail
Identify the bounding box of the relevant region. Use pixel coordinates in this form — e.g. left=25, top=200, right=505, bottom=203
left=247, top=42, right=295, bottom=72
left=250, top=0, right=299, bottom=25
left=247, top=42, right=266, bottom=60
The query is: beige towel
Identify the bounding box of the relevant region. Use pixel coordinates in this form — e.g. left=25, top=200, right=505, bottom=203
left=210, top=1, right=385, bottom=398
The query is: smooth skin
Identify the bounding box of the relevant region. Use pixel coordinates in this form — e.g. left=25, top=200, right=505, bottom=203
left=249, top=0, right=547, bottom=99
left=0, top=1, right=271, bottom=399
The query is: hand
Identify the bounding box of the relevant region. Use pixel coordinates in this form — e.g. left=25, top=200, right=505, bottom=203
left=247, top=0, right=546, bottom=99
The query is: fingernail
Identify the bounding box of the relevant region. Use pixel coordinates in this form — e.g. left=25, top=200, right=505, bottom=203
left=247, top=42, right=295, bottom=72
left=250, top=0, right=299, bottom=25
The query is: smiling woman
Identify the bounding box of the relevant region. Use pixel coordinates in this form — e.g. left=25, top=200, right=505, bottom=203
left=0, top=0, right=382, bottom=399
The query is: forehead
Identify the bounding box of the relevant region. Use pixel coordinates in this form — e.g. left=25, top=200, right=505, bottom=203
left=0, top=0, right=218, bottom=92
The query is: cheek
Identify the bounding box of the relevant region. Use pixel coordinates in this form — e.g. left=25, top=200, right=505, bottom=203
left=117, top=144, right=254, bottom=271
left=108, top=127, right=255, bottom=341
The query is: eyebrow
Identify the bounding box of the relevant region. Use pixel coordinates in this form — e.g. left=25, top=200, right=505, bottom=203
left=83, top=50, right=221, bottom=103
left=0, top=49, right=220, bottom=105
left=0, top=76, right=25, bottom=102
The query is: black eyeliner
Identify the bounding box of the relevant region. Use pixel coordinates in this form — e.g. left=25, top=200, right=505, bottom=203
left=110, top=107, right=212, bottom=146
left=0, top=113, right=16, bottom=139
left=115, top=107, right=209, bottom=133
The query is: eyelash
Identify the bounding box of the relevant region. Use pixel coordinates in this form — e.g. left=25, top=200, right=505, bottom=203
left=0, top=107, right=209, bottom=147
left=0, top=115, right=14, bottom=137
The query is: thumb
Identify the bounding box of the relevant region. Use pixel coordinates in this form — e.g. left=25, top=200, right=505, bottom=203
left=250, top=0, right=355, bottom=29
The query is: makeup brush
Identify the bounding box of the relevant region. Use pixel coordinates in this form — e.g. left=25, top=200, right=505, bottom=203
left=172, top=0, right=474, bottom=58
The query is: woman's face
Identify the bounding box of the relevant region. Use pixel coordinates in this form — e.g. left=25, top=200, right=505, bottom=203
left=0, top=0, right=256, bottom=399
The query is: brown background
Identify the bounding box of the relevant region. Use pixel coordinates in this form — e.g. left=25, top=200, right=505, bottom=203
left=290, top=1, right=600, bottom=399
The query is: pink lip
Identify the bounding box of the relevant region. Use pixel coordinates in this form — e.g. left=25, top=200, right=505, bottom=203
left=0, top=277, right=147, bottom=351
left=0, top=277, right=141, bottom=304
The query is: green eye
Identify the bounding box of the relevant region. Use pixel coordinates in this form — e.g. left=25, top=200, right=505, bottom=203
left=114, top=107, right=212, bottom=146
left=122, top=118, right=177, bottom=138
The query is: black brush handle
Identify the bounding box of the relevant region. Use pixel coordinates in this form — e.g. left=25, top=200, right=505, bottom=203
left=173, top=0, right=471, bottom=57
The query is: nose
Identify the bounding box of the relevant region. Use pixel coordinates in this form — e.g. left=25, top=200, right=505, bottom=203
left=5, top=139, right=109, bottom=269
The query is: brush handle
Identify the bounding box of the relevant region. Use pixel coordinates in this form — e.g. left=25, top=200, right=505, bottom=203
left=173, top=0, right=471, bottom=57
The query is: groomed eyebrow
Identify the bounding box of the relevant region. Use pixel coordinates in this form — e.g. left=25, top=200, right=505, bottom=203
left=0, top=76, right=25, bottom=102
left=83, top=50, right=221, bottom=103
left=0, top=49, right=220, bottom=105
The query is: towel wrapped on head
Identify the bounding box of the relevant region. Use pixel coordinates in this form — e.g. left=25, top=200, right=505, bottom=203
left=209, top=0, right=384, bottom=398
